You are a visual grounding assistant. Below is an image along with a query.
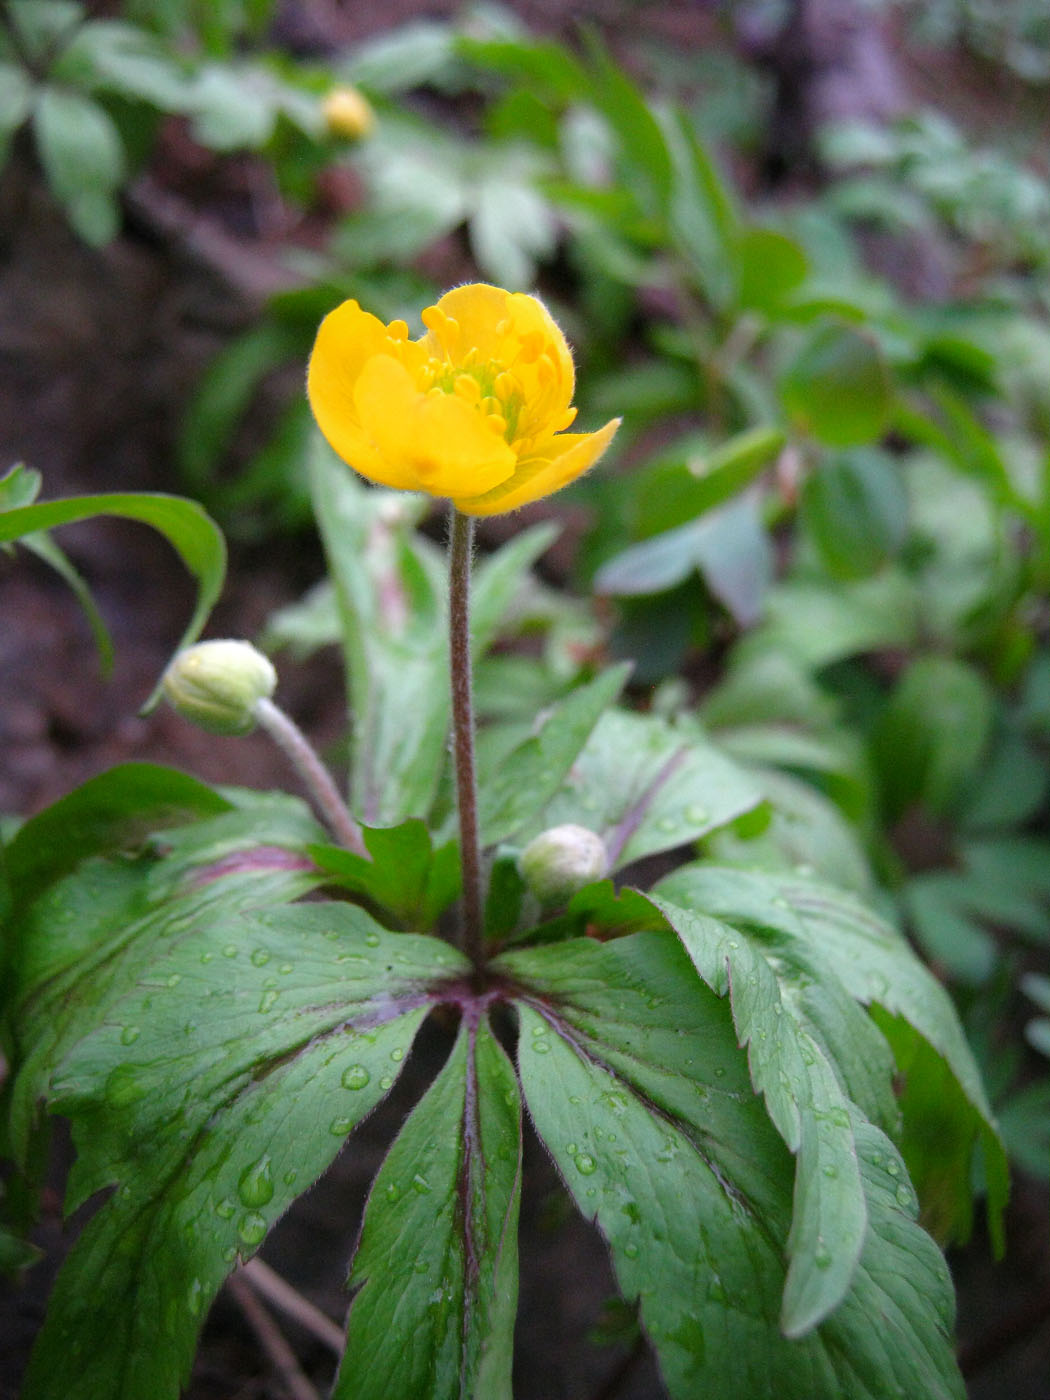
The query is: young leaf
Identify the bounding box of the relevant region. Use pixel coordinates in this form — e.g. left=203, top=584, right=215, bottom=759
left=503, top=932, right=964, bottom=1400
left=310, top=819, right=460, bottom=929
left=19, top=900, right=467, bottom=1400
left=515, top=708, right=762, bottom=870
left=335, top=1015, right=521, bottom=1399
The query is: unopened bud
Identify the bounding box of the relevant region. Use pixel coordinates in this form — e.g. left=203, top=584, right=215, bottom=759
left=519, top=824, right=608, bottom=906
left=163, top=640, right=276, bottom=736
left=322, top=86, right=375, bottom=141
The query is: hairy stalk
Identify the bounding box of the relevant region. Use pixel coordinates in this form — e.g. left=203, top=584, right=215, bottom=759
left=448, top=508, right=485, bottom=967
left=253, top=696, right=367, bottom=856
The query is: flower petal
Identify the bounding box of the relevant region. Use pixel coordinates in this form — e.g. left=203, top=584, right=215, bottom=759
left=428, top=284, right=575, bottom=436
left=308, top=301, right=423, bottom=489
left=454, top=418, right=620, bottom=516
left=354, top=355, right=517, bottom=497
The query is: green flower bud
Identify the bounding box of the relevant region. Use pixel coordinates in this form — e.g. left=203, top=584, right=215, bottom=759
left=519, top=824, right=608, bottom=906
left=162, top=640, right=276, bottom=736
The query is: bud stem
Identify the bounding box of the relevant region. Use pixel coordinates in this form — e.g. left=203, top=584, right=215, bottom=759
left=253, top=697, right=367, bottom=856
left=448, top=508, right=485, bottom=967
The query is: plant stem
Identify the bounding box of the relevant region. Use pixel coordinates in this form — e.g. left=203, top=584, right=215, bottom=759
left=227, top=1270, right=320, bottom=1400
left=253, top=696, right=367, bottom=857
left=448, top=508, right=485, bottom=967
left=240, top=1258, right=344, bottom=1356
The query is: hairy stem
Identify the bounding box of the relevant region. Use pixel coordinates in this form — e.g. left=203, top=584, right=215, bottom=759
left=448, top=508, right=485, bottom=967
left=253, top=696, right=367, bottom=856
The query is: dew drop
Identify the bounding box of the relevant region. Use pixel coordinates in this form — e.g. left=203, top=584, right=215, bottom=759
left=532, top=1039, right=551, bottom=1055
left=623, top=1242, right=639, bottom=1259
left=214, top=1197, right=236, bottom=1220
left=200, top=951, right=214, bottom=965
left=390, top=1048, right=404, bottom=1063
left=685, top=805, right=709, bottom=824
left=379, top=1075, right=393, bottom=1090
left=257, top=988, right=279, bottom=1014
left=120, top=1025, right=141, bottom=1046
left=575, top=1153, right=597, bottom=1176
left=330, top=1116, right=354, bottom=1136
left=342, top=1064, right=371, bottom=1091
left=822, top=1164, right=838, bottom=1179
left=895, top=1184, right=912, bottom=1208
left=238, top=1211, right=267, bottom=1247
left=283, top=1169, right=298, bottom=1186
left=814, top=1242, right=832, bottom=1270
left=365, top=933, right=381, bottom=947
left=166, top=973, right=182, bottom=988
left=385, top=1183, right=400, bottom=1203
left=707, top=1277, right=728, bottom=1303
left=656, top=816, right=678, bottom=834
left=222, top=943, right=238, bottom=958
left=412, top=1174, right=431, bottom=1195
left=250, top=948, right=271, bottom=967
left=187, top=1279, right=204, bottom=1317
left=279, top=963, right=294, bottom=975
left=885, top=1158, right=900, bottom=1178
left=237, top=1156, right=274, bottom=1208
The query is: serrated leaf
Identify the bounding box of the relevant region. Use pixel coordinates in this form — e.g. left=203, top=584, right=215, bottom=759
left=515, top=708, right=762, bottom=870
left=19, top=898, right=467, bottom=1400
left=502, top=932, right=963, bottom=1400
left=336, top=1016, right=520, bottom=1399
left=649, top=893, right=876, bottom=1334
left=656, top=865, right=1007, bottom=1251
left=0, top=491, right=226, bottom=706
left=478, top=665, right=629, bottom=845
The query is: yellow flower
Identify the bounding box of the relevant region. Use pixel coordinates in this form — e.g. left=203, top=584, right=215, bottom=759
left=306, top=283, right=620, bottom=515
left=321, top=86, right=375, bottom=140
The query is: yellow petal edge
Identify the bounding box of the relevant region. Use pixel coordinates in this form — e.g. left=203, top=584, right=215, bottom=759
left=307, top=283, right=619, bottom=515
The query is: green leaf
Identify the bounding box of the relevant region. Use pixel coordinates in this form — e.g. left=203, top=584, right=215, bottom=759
left=478, top=664, right=629, bottom=846
left=515, top=708, right=762, bottom=870
left=874, top=656, right=995, bottom=820
left=469, top=175, right=557, bottom=290
left=470, top=522, right=559, bottom=651
left=656, top=865, right=1006, bottom=1251
left=310, top=819, right=460, bottom=930
left=55, top=20, right=189, bottom=109
left=0, top=62, right=32, bottom=137
left=745, top=572, right=918, bottom=669
left=335, top=1016, right=520, bottom=1399
left=633, top=426, right=786, bottom=538
left=735, top=227, right=808, bottom=315
left=3, top=763, right=230, bottom=914
left=309, top=438, right=448, bottom=826
left=581, top=33, right=673, bottom=219
left=780, top=324, right=892, bottom=447
left=18, top=893, right=466, bottom=1400
left=801, top=448, right=909, bottom=580
left=0, top=491, right=226, bottom=708
left=595, top=495, right=772, bottom=623
left=649, top=892, right=880, bottom=1334
left=503, top=932, right=963, bottom=1400
left=18, top=529, right=115, bottom=673
left=33, top=86, right=125, bottom=245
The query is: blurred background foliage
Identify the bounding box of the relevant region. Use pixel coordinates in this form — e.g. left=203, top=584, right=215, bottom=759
left=3, top=0, right=1049, bottom=1253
